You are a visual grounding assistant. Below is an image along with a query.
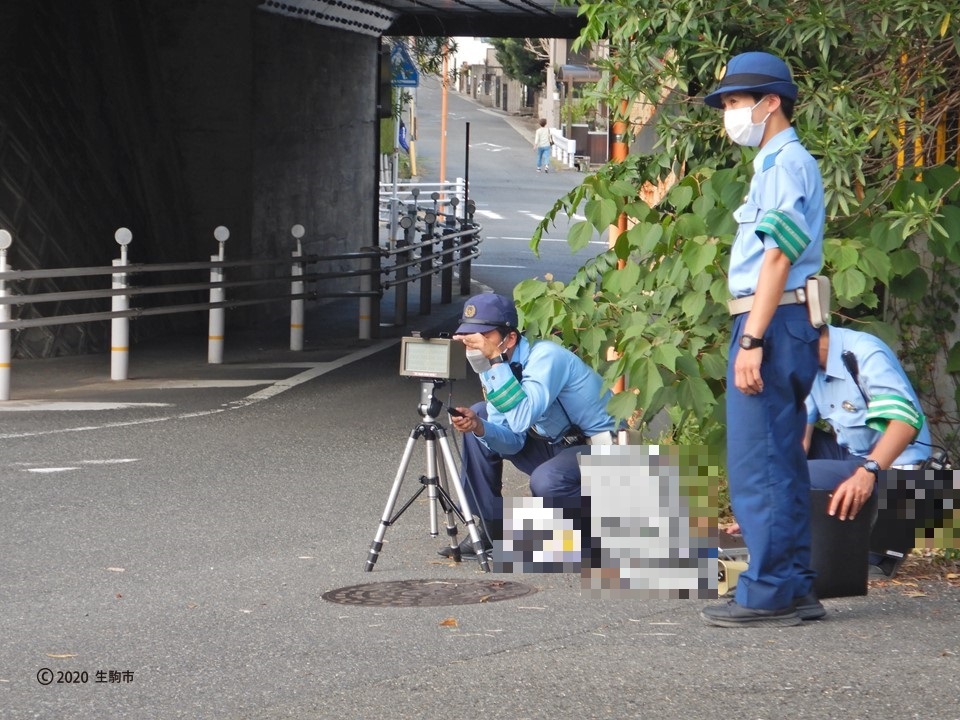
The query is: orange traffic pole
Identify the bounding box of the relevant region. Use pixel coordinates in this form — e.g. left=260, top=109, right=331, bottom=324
left=607, top=99, right=630, bottom=394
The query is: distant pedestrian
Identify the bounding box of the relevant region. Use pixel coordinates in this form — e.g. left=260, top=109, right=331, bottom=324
left=533, top=119, right=552, bottom=173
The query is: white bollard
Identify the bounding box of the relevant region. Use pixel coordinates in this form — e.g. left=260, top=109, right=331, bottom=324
left=290, top=224, right=305, bottom=351
left=208, top=226, right=229, bottom=365
left=0, top=230, right=12, bottom=401
left=111, top=228, right=133, bottom=381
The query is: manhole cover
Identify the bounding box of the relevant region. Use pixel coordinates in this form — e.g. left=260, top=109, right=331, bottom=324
left=322, top=579, right=537, bottom=607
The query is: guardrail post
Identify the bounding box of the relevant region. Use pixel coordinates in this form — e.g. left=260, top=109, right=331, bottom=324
left=111, top=228, right=133, bottom=381
left=395, top=214, right=414, bottom=326
left=359, top=246, right=380, bottom=340
left=0, top=230, right=13, bottom=400
left=440, top=197, right=458, bottom=304
left=459, top=202, right=476, bottom=296
left=420, top=210, right=436, bottom=315
left=290, top=224, right=305, bottom=351
left=208, top=226, right=229, bottom=364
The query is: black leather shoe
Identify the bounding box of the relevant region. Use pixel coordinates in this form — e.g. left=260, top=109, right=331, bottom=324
left=700, top=600, right=802, bottom=627
left=437, top=535, right=491, bottom=560
left=793, top=592, right=826, bottom=621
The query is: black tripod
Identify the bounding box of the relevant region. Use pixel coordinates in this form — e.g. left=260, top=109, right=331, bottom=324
left=364, top=380, right=490, bottom=572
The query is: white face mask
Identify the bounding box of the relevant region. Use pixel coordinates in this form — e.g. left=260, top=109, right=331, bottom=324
left=723, top=98, right=771, bottom=147
left=465, top=337, right=507, bottom=374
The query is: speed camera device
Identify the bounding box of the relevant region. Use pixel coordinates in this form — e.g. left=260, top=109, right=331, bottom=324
left=399, top=334, right=466, bottom=380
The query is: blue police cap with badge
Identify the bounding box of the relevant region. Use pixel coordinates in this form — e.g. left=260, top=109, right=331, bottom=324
left=455, top=293, right=518, bottom=334
left=704, top=51, right=798, bottom=109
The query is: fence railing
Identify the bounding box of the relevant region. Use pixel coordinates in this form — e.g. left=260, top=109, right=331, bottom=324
left=550, top=129, right=578, bottom=169
left=0, top=217, right=481, bottom=400
left=379, top=178, right=466, bottom=233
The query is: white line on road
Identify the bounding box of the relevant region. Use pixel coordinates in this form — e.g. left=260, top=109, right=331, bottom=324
left=474, top=210, right=504, bottom=220
left=472, top=264, right=527, bottom=269
left=0, top=401, right=172, bottom=412
left=489, top=236, right=606, bottom=245
left=13, top=458, right=140, bottom=474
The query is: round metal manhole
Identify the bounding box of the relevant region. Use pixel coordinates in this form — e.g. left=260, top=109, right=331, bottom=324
left=321, top=579, right=537, bottom=607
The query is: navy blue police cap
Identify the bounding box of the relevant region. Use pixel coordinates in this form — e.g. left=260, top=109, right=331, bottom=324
left=704, top=51, right=798, bottom=109
left=455, top=293, right=518, bottom=334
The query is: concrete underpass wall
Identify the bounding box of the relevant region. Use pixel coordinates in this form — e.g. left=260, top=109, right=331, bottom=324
left=0, top=0, right=377, bottom=357
left=0, top=0, right=201, bottom=356
left=252, top=18, right=378, bottom=324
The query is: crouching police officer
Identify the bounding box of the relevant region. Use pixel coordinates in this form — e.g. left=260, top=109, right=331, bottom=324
left=805, top=324, right=930, bottom=519
left=443, top=293, right=617, bottom=558
left=805, top=324, right=932, bottom=578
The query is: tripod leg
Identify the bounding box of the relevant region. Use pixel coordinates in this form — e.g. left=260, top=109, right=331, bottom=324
left=365, top=432, right=419, bottom=571
left=438, top=433, right=491, bottom=572
left=423, top=438, right=441, bottom=538
left=434, top=443, right=465, bottom=561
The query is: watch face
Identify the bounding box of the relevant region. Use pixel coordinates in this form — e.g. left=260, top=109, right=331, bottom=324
left=739, top=335, right=761, bottom=350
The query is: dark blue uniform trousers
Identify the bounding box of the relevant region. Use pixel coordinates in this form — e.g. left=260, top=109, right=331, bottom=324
left=807, top=428, right=865, bottom=490
left=459, top=402, right=583, bottom=524
left=727, top=304, right=819, bottom=610
left=807, top=428, right=884, bottom=566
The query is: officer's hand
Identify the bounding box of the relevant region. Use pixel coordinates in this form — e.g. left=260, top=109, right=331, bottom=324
left=734, top=347, right=764, bottom=394
left=828, top=468, right=875, bottom=521
left=453, top=332, right=500, bottom=360
left=449, top=407, right=484, bottom=437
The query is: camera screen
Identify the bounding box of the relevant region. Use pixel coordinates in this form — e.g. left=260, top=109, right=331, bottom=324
left=403, top=341, right=450, bottom=377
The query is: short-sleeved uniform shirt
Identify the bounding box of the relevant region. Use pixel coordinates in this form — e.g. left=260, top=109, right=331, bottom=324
left=477, top=336, right=615, bottom=457
left=805, top=326, right=930, bottom=466
left=728, top=127, right=825, bottom=297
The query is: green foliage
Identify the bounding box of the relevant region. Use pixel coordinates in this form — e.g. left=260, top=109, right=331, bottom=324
left=518, top=0, right=960, bottom=458
left=409, top=37, right=459, bottom=78
left=489, top=38, right=547, bottom=88
left=518, top=157, right=737, bottom=449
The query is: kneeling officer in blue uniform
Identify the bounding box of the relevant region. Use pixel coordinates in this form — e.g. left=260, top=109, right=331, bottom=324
left=443, top=293, right=617, bottom=558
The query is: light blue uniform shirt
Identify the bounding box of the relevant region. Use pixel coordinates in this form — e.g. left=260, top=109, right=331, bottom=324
left=477, top=336, right=615, bottom=456
left=728, top=127, right=825, bottom=298
left=805, top=326, right=930, bottom=466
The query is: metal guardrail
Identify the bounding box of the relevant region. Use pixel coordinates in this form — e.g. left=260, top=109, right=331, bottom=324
left=378, top=178, right=465, bottom=227
left=0, top=218, right=482, bottom=400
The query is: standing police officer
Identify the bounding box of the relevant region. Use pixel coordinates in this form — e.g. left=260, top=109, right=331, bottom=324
left=444, top=293, right=616, bottom=558
left=700, top=52, right=825, bottom=627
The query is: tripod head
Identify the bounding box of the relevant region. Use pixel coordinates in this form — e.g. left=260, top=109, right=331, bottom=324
left=418, top=379, right=449, bottom=421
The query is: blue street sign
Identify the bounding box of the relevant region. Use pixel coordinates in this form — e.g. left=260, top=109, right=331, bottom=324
left=390, top=44, right=419, bottom=88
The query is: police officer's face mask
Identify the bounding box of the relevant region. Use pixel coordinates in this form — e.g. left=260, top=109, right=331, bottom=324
left=724, top=97, right=772, bottom=147
left=465, top=336, right=507, bottom=374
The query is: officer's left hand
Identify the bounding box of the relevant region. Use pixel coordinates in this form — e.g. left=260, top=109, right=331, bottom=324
left=828, top=468, right=875, bottom=521
left=734, top=347, right=764, bottom=394
left=449, top=406, right=484, bottom=437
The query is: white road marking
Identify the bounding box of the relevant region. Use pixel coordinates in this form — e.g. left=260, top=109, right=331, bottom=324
left=0, top=401, right=171, bottom=412
left=474, top=210, right=504, bottom=220
left=470, top=142, right=510, bottom=152
left=519, top=210, right=587, bottom=223
left=472, top=264, right=526, bottom=269
left=488, top=236, right=606, bottom=245
left=14, top=458, right=139, bottom=474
